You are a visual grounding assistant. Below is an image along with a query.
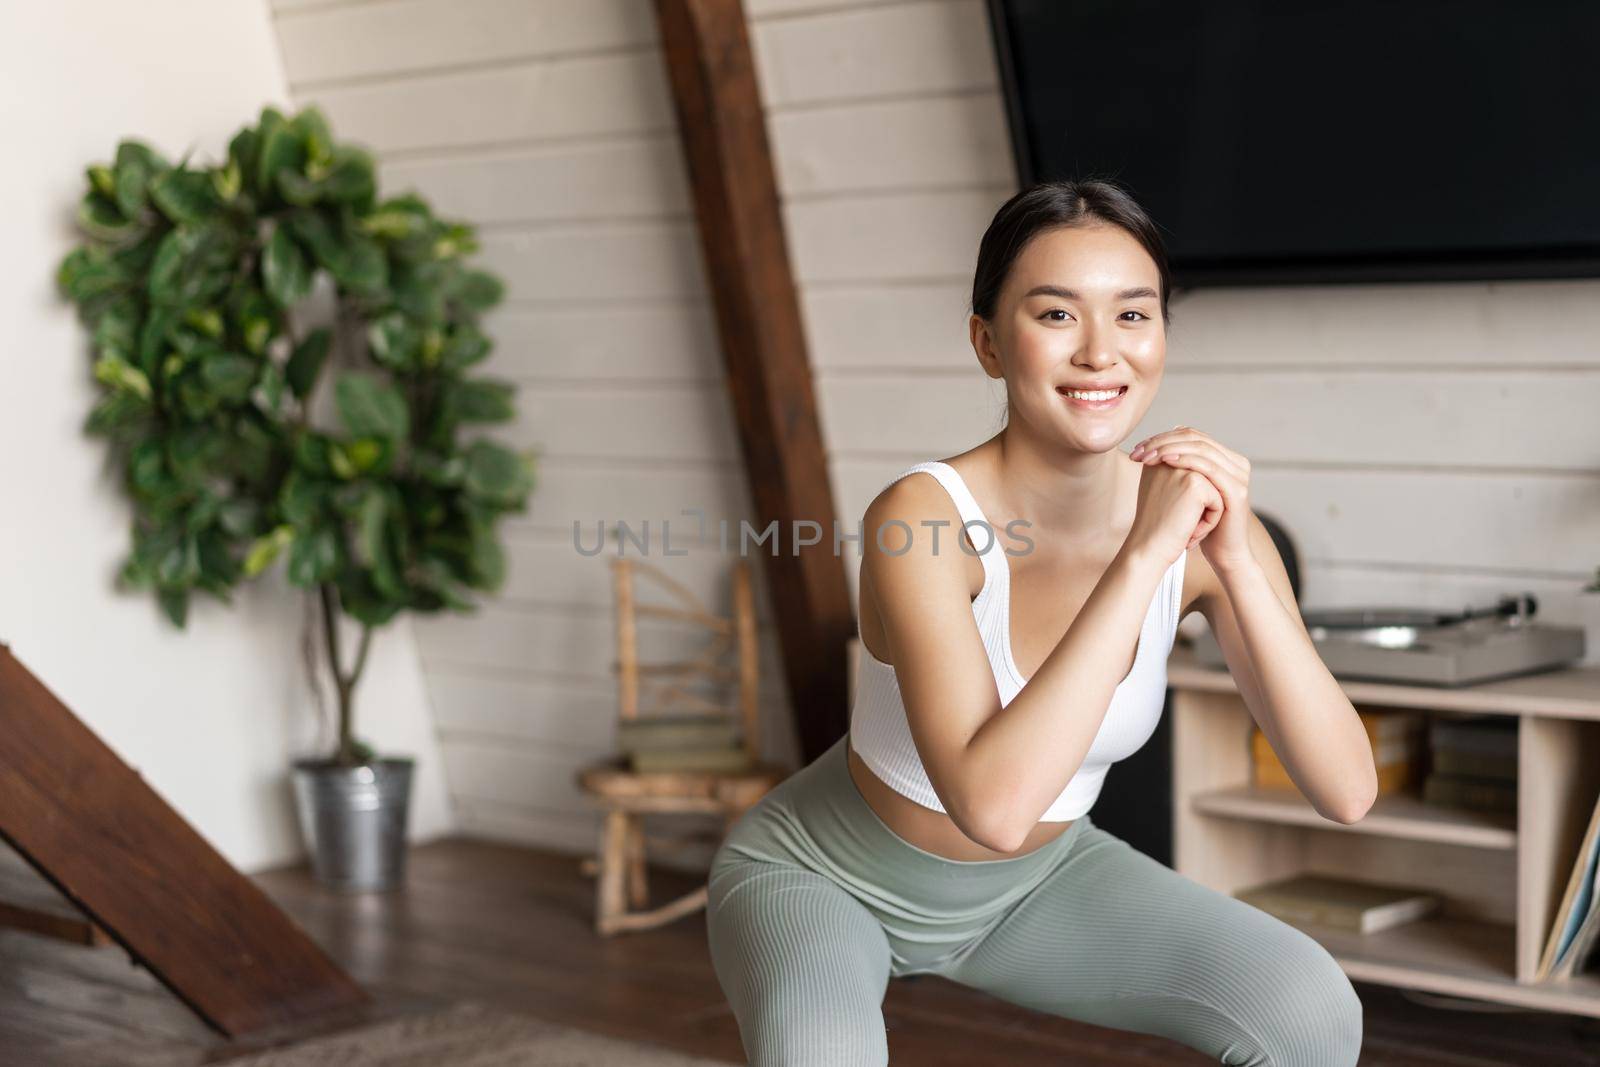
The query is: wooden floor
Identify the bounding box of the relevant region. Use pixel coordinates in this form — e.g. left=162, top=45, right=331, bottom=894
left=3, top=837, right=1600, bottom=1065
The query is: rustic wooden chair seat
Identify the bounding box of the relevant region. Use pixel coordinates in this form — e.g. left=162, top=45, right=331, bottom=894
left=576, top=757, right=787, bottom=807
left=575, top=556, right=789, bottom=936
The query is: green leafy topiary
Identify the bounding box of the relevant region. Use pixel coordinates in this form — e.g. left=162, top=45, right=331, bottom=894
left=57, top=105, right=536, bottom=764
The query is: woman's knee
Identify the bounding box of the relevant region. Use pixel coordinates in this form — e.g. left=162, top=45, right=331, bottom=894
left=705, top=861, right=892, bottom=1066
left=1248, top=929, right=1363, bottom=1067
left=736, top=987, right=889, bottom=1067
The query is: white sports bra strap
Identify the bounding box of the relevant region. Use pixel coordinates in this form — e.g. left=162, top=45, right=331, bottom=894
left=879, top=461, right=1007, bottom=590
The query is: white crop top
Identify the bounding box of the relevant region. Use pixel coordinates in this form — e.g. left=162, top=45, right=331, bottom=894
left=850, top=460, right=1187, bottom=822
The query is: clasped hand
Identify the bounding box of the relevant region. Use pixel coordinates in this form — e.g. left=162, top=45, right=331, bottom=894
left=1129, top=426, right=1256, bottom=575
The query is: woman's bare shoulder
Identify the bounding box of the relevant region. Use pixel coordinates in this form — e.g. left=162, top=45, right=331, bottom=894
left=862, top=469, right=965, bottom=558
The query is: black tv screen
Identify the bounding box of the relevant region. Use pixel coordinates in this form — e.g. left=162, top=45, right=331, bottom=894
left=986, top=0, right=1600, bottom=286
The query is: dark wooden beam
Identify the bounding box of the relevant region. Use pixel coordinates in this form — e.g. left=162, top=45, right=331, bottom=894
left=0, top=846, right=111, bottom=947
left=0, top=643, right=368, bottom=1037
left=653, top=0, right=854, bottom=761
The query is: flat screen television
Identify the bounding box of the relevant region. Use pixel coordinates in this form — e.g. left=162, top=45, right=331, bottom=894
left=985, top=0, right=1600, bottom=286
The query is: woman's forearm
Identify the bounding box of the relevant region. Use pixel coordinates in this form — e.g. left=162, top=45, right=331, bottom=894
left=961, top=543, right=1171, bottom=849
left=1217, top=562, right=1377, bottom=822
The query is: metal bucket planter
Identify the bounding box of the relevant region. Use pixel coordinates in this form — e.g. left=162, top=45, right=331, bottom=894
left=291, top=757, right=415, bottom=892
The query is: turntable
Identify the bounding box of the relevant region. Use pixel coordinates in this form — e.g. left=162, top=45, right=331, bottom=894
left=1190, top=593, right=1587, bottom=687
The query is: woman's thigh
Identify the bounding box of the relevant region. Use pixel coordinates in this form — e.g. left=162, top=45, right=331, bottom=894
left=939, top=826, right=1363, bottom=1067
left=707, top=854, right=895, bottom=1067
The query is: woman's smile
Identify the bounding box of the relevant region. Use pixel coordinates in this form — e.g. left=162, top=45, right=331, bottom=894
left=1056, top=384, right=1129, bottom=411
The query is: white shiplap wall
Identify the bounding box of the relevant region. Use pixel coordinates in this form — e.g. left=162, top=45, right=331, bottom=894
left=266, top=0, right=803, bottom=870
left=268, top=0, right=1600, bottom=868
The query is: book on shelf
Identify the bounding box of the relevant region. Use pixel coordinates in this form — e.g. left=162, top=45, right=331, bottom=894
left=1356, top=709, right=1428, bottom=745
left=1251, top=709, right=1422, bottom=795
left=1421, top=772, right=1516, bottom=814
left=1431, top=748, right=1517, bottom=781
left=630, top=745, right=752, bottom=774
left=1536, top=786, right=1600, bottom=981
left=1234, top=873, right=1439, bottom=935
left=1429, top=717, right=1518, bottom=758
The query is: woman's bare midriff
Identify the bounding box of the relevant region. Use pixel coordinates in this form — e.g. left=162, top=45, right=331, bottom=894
left=846, top=740, right=1072, bottom=861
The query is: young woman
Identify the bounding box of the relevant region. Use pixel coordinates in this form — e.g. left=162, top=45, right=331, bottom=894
left=705, top=181, right=1378, bottom=1067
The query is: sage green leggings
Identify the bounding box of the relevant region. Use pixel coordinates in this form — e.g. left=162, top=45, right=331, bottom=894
left=706, top=734, right=1362, bottom=1066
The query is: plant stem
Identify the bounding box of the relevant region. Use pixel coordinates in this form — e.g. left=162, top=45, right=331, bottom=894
left=318, top=582, right=374, bottom=765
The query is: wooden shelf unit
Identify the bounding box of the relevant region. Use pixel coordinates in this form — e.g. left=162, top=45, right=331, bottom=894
left=1167, top=643, right=1600, bottom=1018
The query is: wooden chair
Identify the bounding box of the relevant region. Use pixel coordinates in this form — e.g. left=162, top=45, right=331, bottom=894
left=575, top=556, right=788, bottom=936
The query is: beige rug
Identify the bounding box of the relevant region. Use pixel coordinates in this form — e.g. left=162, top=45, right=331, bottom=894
left=218, top=1002, right=740, bottom=1066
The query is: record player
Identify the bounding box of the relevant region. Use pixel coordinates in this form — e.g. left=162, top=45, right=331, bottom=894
left=1190, top=593, right=1587, bottom=687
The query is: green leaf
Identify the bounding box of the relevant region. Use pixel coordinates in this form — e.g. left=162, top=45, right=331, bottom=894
left=167, top=424, right=226, bottom=484
left=176, top=375, right=219, bottom=420
left=228, top=127, right=260, bottom=195
left=439, top=325, right=490, bottom=371
left=463, top=440, right=532, bottom=506
left=337, top=569, right=406, bottom=627
left=114, top=140, right=169, bottom=180
left=361, top=197, right=430, bottom=240
left=281, top=468, right=326, bottom=525
left=292, top=107, right=334, bottom=160
left=212, top=160, right=243, bottom=203
left=412, top=449, right=465, bottom=487
left=156, top=530, right=202, bottom=586
left=137, top=306, right=177, bottom=374
left=148, top=224, right=236, bottom=307
left=344, top=437, right=388, bottom=473
left=200, top=351, right=257, bottom=403
left=77, top=192, right=141, bottom=244
left=93, top=297, right=141, bottom=358
left=453, top=270, right=504, bottom=312
left=389, top=260, right=448, bottom=321
left=183, top=306, right=224, bottom=339
left=286, top=327, right=331, bottom=400
left=83, top=391, right=151, bottom=438
left=335, top=232, right=388, bottom=297
left=355, top=488, right=404, bottom=598
left=158, top=587, right=189, bottom=628
left=286, top=207, right=388, bottom=298
left=450, top=378, right=515, bottom=423
left=287, top=525, right=340, bottom=586
left=127, top=440, right=166, bottom=495
left=335, top=373, right=408, bottom=442
left=356, top=489, right=387, bottom=563
left=57, top=246, right=131, bottom=307
left=431, top=222, right=478, bottom=260
left=292, top=434, right=333, bottom=477
left=243, top=524, right=293, bottom=577
left=93, top=355, right=152, bottom=399
left=413, top=556, right=475, bottom=611
left=279, top=145, right=376, bottom=208
left=230, top=289, right=276, bottom=355
left=468, top=520, right=506, bottom=589
left=149, top=168, right=219, bottom=225
left=257, top=113, right=306, bottom=201
left=285, top=207, right=340, bottom=266
left=219, top=498, right=262, bottom=538
left=261, top=224, right=312, bottom=308
left=328, top=442, right=357, bottom=480
left=367, top=310, right=420, bottom=370
left=87, top=164, right=116, bottom=198
left=112, top=143, right=167, bottom=220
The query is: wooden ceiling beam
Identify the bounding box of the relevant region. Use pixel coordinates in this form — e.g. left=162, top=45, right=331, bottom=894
left=653, top=0, right=854, bottom=761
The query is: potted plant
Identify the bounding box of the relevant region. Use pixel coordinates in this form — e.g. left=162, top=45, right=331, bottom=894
left=56, top=105, right=535, bottom=891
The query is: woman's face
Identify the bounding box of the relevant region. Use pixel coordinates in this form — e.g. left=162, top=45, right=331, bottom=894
left=970, top=222, right=1165, bottom=455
